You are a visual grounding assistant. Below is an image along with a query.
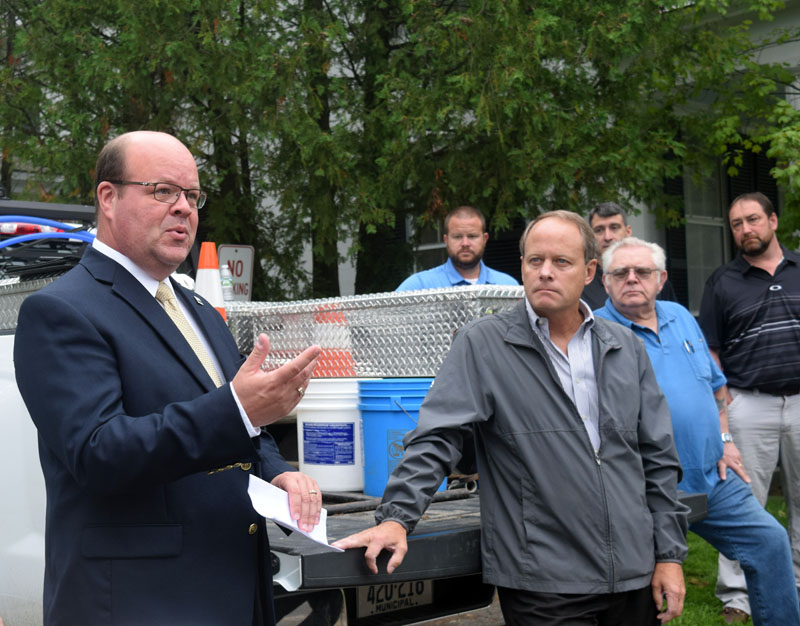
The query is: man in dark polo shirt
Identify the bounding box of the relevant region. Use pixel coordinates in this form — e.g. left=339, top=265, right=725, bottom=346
left=699, top=191, right=800, bottom=623
left=582, top=202, right=677, bottom=308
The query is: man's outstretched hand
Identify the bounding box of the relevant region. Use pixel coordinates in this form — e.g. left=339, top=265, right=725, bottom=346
left=332, top=521, right=408, bottom=574
left=232, top=333, right=320, bottom=428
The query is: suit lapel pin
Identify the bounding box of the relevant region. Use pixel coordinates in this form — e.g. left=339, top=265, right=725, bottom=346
left=194, top=295, right=204, bottom=305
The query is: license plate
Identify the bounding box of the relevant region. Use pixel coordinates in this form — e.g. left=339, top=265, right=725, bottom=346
left=357, top=580, right=434, bottom=617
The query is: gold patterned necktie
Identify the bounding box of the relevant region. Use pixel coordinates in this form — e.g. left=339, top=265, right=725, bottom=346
left=155, top=282, right=223, bottom=388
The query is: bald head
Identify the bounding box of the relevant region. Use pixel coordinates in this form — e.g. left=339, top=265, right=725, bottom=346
left=94, top=131, right=200, bottom=280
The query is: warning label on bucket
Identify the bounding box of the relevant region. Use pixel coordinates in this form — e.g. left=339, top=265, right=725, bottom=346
left=303, top=422, right=355, bottom=465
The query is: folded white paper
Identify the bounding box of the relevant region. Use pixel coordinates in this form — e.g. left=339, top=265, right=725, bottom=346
left=247, top=474, right=344, bottom=552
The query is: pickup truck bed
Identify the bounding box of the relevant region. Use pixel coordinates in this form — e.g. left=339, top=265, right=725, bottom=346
left=270, top=490, right=707, bottom=590
left=268, top=489, right=707, bottom=626
left=270, top=490, right=482, bottom=591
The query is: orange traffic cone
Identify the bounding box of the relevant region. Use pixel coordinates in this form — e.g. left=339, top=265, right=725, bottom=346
left=313, top=303, right=356, bottom=377
left=195, top=242, right=227, bottom=321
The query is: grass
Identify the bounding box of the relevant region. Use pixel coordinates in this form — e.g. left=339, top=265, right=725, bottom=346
left=671, top=495, right=788, bottom=625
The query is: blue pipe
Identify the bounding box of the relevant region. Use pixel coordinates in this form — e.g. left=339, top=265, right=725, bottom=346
left=0, top=231, right=95, bottom=249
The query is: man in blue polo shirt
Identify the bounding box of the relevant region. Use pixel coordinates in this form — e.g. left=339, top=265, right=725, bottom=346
left=596, top=236, right=799, bottom=626
left=396, top=206, right=518, bottom=291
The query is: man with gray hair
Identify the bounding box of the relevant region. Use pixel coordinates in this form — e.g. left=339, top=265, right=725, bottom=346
left=595, top=236, right=799, bottom=625
left=582, top=202, right=677, bottom=308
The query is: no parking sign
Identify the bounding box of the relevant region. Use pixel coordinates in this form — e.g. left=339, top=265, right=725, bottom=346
left=217, top=244, right=254, bottom=301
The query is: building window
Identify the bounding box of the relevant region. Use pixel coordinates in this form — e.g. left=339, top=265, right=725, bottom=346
left=667, top=145, right=780, bottom=313
left=683, top=165, right=731, bottom=313
left=406, top=216, right=446, bottom=273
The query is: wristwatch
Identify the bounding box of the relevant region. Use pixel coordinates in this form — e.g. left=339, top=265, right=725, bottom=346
left=721, top=432, right=734, bottom=444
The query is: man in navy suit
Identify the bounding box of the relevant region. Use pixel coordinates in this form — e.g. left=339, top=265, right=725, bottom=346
left=14, top=131, right=321, bottom=626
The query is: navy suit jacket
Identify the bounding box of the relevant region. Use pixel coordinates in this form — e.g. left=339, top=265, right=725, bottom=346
left=14, top=247, right=292, bottom=626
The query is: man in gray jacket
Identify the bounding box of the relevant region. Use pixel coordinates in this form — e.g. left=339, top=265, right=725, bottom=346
left=334, top=211, right=688, bottom=625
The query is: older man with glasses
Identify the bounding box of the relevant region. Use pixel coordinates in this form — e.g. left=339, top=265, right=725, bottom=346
left=581, top=202, right=678, bottom=309
left=595, top=236, right=799, bottom=626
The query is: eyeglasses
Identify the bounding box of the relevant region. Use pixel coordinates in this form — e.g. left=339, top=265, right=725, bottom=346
left=106, top=180, right=207, bottom=209
left=607, top=266, right=659, bottom=281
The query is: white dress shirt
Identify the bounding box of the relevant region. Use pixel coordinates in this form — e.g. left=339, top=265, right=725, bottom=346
left=91, top=239, right=260, bottom=437
left=525, top=298, right=601, bottom=451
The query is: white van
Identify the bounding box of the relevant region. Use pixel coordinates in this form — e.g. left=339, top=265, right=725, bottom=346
left=0, top=282, right=49, bottom=625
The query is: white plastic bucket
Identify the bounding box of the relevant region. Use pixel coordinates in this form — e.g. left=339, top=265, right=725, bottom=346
left=296, top=378, right=363, bottom=492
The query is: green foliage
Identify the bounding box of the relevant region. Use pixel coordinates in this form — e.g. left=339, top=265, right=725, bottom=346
left=1, top=0, right=309, bottom=300
left=373, top=1, right=693, bottom=230
left=761, top=101, right=800, bottom=248
left=677, top=531, right=727, bottom=625
left=1, top=0, right=799, bottom=297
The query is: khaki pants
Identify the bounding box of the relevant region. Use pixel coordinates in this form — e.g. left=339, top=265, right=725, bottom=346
left=716, top=388, right=800, bottom=614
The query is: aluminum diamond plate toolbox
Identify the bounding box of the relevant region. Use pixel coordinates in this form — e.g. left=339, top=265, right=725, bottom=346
left=0, top=277, right=58, bottom=331
left=226, top=285, right=524, bottom=377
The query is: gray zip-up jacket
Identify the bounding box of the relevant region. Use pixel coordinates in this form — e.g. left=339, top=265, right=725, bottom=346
left=376, top=301, right=688, bottom=594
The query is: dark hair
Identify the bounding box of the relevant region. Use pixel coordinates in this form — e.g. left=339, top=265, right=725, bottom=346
left=729, top=191, right=775, bottom=218
left=444, top=206, right=486, bottom=234
left=586, top=202, right=628, bottom=227
left=519, top=210, right=597, bottom=263
left=94, top=135, right=130, bottom=210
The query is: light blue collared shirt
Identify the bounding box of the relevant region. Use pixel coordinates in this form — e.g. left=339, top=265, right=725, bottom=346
left=91, top=239, right=259, bottom=437
left=525, top=298, right=601, bottom=451
left=596, top=299, right=726, bottom=494
left=396, top=258, right=519, bottom=291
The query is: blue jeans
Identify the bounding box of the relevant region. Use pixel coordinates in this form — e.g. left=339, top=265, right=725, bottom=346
left=690, top=472, right=800, bottom=625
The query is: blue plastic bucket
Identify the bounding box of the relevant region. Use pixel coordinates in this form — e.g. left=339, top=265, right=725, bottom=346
left=359, top=378, right=445, bottom=497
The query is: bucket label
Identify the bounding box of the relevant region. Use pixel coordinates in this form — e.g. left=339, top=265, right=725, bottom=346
left=386, top=428, right=407, bottom=475
left=303, top=422, right=355, bottom=465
